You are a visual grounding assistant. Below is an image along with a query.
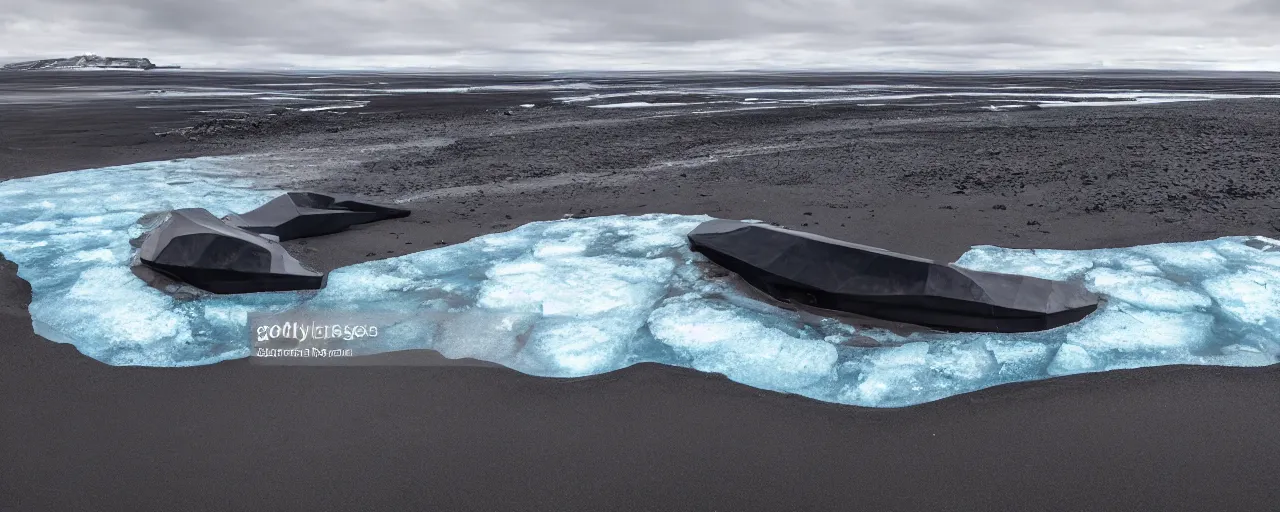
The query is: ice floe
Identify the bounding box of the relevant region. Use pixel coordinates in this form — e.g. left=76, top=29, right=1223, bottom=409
left=588, top=102, right=694, bottom=108
left=0, top=159, right=1277, bottom=407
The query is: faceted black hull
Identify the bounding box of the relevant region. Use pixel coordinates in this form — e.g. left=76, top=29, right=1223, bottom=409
left=687, top=219, right=1101, bottom=333
left=302, top=192, right=411, bottom=221
left=224, top=192, right=410, bottom=241
left=142, top=262, right=325, bottom=294
left=229, top=209, right=382, bottom=241
left=134, top=192, right=408, bottom=295
left=135, top=208, right=326, bottom=295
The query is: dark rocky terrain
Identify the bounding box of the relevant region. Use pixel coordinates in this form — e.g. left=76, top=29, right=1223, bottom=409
left=2, top=71, right=1279, bottom=511
left=189, top=94, right=1280, bottom=266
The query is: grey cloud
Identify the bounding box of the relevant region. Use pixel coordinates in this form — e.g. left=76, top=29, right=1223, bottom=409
left=1237, top=0, right=1280, bottom=12
left=0, top=0, right=1276, bottom=69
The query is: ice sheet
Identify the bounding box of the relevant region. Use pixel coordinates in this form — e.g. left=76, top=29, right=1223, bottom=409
left=589, top=102, right=695, bottom=108
left=0, top=160, right=1277, bottom=407
left=0, top=159, right=285, bottom=365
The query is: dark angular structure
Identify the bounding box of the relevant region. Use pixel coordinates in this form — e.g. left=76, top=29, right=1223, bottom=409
left=687, top=219, right=1101, bottom=333
left=223, top=192, right=410, bottom=242
left=136, top=208, right=325, bottom=294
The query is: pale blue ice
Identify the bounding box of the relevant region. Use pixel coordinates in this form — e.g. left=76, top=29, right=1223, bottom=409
left=0, top=158, right=1277, bottom=407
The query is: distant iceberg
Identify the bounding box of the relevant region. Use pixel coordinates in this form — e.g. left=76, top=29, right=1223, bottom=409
left=2, top=54, right=179, bottom=71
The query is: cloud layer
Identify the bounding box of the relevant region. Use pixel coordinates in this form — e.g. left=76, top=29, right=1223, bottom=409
left=1, top=0, right=1276, bottom=70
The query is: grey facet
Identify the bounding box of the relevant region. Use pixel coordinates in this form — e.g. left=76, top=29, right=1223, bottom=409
left=136, top=208, right=325, bottom=294
left=687, top=219, right=1101, bottom=333
left=223, top=192, right=410, bottom=241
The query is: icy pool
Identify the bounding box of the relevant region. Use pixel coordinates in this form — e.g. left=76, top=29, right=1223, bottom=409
left=0, top=158, right=1276, bottom=407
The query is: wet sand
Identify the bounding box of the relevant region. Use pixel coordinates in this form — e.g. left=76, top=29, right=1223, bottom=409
left=2, top=71, right=1279, bottom=511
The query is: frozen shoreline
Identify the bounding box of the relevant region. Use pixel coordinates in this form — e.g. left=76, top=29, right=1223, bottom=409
left=3, top=71, right=1280, bottom=511
left=1, top=158, right=1276, bottom=408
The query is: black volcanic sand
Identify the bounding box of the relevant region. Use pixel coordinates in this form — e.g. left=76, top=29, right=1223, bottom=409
left=2, top=72, right=1280, bottom=511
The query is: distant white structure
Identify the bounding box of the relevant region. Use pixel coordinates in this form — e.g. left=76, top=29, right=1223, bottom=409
left=2, top=54, right=179, bottom=71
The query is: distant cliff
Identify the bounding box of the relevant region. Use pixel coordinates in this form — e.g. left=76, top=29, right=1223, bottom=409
left=2, top=54, right=179, bottom=71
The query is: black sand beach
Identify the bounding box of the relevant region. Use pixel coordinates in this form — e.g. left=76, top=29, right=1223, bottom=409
left=2, top=71, right=1280, bottom=511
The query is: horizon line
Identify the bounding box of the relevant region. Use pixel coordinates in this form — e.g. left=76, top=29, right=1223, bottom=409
left=39, top=65, right=1280, bottom=75
left=5, top=54, right=1280, bottom=74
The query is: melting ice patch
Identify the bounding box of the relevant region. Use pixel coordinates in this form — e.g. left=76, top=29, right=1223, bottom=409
left=0, top=159, right=283, bottom=365
left=0, top=160, right=1279, bottom=407
left=241, top=227, right=1280, bottom=407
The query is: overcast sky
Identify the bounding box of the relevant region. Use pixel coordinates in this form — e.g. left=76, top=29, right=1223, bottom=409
left=1, top=0, right=1277, bottom=70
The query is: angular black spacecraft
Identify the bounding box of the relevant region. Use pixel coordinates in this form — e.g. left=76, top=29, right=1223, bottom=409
left=687, top=219, right=1100, bottom=333
left=223, top=192, right=410, bottom=241
left=136, top=208, right=326, bottom=294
